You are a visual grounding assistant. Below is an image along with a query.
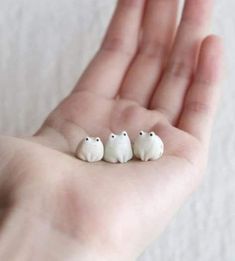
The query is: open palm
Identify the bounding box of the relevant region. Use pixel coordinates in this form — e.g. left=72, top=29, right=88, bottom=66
left=0, top=0, right=224, bottom=260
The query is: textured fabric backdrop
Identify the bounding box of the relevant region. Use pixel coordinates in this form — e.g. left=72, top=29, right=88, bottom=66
left=0, top=0, right=234, bottom=260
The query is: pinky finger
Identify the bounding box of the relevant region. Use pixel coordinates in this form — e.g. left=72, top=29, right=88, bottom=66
left=177, top=35, right=225, bottom=145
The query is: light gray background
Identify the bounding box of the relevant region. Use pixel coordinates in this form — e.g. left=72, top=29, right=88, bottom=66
left=0, top=0, right=234, bottom=260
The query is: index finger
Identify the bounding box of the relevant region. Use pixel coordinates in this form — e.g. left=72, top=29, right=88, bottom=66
left=75, top=0, right=146, bottom=98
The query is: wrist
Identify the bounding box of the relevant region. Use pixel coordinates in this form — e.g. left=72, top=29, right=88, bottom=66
left=0, top=207, right=131, bottom=261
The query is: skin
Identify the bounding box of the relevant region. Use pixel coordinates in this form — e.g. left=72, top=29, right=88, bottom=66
left=0, top=0, right=224, bottom=260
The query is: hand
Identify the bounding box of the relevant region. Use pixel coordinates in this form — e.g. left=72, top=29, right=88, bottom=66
left=0, top=0, right=224, bottom=260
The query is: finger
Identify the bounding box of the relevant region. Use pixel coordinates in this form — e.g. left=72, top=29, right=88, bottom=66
left=151, top=0, right=213, bottom=124
left=178, top=35, right=224, bottom=144
left=74, top=0, right=146, bottom=98
left=119, top=0, right=178, bottom=106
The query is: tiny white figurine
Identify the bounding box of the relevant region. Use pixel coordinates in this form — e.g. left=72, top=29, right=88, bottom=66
left=133, top=131, right=164, bottom=161
left=76, top=137, right=104, bottom=163
left=104, top=131, right=133, bottom=163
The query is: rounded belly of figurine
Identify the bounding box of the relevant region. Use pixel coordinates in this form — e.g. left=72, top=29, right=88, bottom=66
left=134, top=142, right=163, bottom=161
left=104, top=145, right=133, bottom=163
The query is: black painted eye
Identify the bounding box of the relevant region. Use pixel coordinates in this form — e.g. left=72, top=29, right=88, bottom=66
left=150, top=132, right=154, bottom=137
left=139, top=131, right=143, bottom=136
left=111, top=135, right=115, bottom=139
left=96, top=138, right=100, bottom=142
left=123, top=132, right=127, bottom=136
left=85, top=137, right=89, bottom=141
